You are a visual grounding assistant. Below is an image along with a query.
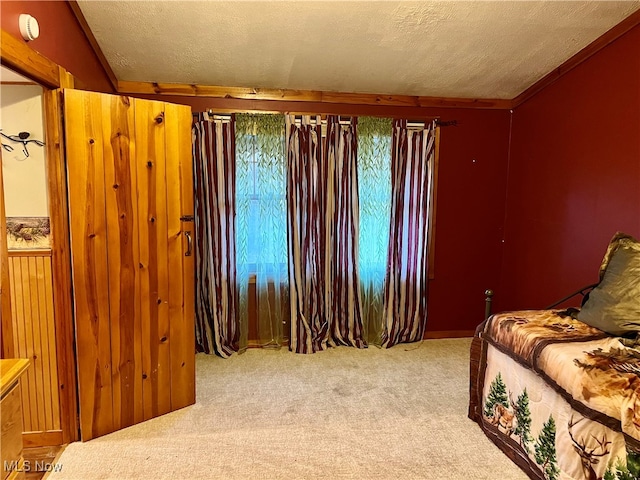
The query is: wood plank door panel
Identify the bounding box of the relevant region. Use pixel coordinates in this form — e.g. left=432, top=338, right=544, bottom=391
left=64, top=90, right=195, bottom=441
left=165, top=103, right=195, bottom=410
left=101, top=94, right=143, bottom=430
left=65, top=90, right=114, bottom=440
left=135, top=100, right=171, bottom=420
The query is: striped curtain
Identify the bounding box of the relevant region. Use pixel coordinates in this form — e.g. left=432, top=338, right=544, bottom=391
left=286, top=116, right=327, bottom=353
left=381, top=119, right=437, bottom=348
left=193, top=113, right=239, bottom=357
left=286, top=115, right=365, bottom=353
left=325, top=117, right=365, bottom=348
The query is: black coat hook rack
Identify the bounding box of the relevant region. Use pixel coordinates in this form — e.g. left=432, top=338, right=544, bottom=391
left=0, top=129, right=45, bottom=158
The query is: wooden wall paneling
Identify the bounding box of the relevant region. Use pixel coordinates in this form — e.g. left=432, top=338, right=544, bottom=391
left=7, top=254, right=61, bottom=437
left=43, top=88, right=78, bottom=444
left=0, top=152, right=14, bottom=359
left=164, top=102, right=195, bottom=410
left=8, top=259, right=31, bottom=432
left=36, top=256, right=53, bottom=430
left=101, top=94, right=143, bottom=430
left=27, top=257, right=46, bottom=430
left=135, top=99, right=171, bottom=419
left=41, top=258, right=60, bottom=431
left=64, top=89, right=114, bottom=440
left=18, top=257, right=38, bottom=432
left=22, top=431, right=63, bottom=448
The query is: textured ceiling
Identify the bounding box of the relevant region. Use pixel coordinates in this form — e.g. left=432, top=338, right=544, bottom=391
left=76, top=1, right=640, bottom=99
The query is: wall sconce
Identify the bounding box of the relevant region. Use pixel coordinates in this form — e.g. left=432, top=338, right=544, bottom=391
left=19, top=14, right=40, bottom=41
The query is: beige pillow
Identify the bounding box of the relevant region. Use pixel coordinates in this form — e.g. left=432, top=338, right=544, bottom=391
left=578, top=233, right=640, bottom=336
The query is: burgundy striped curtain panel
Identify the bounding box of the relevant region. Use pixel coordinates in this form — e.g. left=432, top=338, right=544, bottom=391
left=286, top=116, right=366, bottom=353
left=192, top=113, right=436, bottom=356
left=380, top=120, right=437, bottom=348
left=193, top=114, right=239, bottom=357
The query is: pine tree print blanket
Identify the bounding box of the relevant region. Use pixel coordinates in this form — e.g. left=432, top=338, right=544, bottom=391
left=469, top=310, right=640, bottom=480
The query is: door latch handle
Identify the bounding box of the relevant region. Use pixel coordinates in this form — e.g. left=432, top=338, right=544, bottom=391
left=184, top=231, right=193, bottom=257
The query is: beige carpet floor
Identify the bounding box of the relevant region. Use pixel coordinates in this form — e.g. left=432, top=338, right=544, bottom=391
left=48, top=338, right=528, bottom=479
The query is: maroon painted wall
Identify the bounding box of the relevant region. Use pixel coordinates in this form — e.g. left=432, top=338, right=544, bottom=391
left=0, top=0, right=113, bottom=92
left=426, top=109, right=510, bottom=332
left=498, top=24, right=640, bottom=313
left=139, top=95, right=512, bottom=333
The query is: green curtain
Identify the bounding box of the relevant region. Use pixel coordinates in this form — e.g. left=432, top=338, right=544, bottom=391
left=236, top=114, right=288, bottom=350
left=357, top=117, right=393, bottom=344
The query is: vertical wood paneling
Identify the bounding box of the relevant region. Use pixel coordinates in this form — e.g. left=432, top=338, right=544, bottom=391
left=28, top=257, right=47, bottom=430
left=165, top=103, right=195, bottom=410
left=35, top=257, right=52, bottom=430
left=135, top=100, right=171, bottom=420
left=19, top=257, right=38, bottom=431
left=7, top=252, right=61, bottom=435
left=64, top=89, right=114, bottom=440
left=9, top=259, right=31, bottom=431
left=42, top=259, right=60, bottom=430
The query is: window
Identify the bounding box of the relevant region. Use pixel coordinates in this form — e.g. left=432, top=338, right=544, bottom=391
left=236, top=114, right=287, bottom=275
left=357, top=117, right=392, bottom=286
left=357, top=117, right=393, bottom=342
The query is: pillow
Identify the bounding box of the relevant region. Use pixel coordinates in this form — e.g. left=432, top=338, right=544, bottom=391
left=578, top=233, right=640, bottom=336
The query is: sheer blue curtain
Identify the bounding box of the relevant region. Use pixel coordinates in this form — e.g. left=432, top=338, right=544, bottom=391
left=236, top=114, right=288, bottom=350
left=357, top=117, right=393, bottom=344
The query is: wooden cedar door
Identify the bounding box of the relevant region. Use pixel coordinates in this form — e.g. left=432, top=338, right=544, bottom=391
left=63, top=90, right=195, bottom=440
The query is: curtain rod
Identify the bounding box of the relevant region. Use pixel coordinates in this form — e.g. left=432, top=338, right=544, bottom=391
left=292, top=115, right=352, bottom=126
left=205, top=109, right=232, bottom=122
left=200, top=110, right=456, bottom=127
left=435, top=119, right=457, bottom=127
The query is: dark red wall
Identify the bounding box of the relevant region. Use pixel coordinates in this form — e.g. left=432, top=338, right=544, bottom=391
left=426, top=109, right=510, bottom=332
left=497, top=24, right=640, bottom=313
left=0, top=0, right=113, bottom=92
left=139, top=95, right=512, bottom=333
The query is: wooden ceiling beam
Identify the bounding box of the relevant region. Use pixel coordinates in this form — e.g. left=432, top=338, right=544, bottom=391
left=117, top=80, right=514, bottom=110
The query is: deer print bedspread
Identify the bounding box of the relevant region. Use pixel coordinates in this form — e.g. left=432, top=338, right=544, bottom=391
left=482, top=310, right=640, bottom=443
left=482, top=310, right=607, bottom=366
left=470, top=310, right=640, bottom=480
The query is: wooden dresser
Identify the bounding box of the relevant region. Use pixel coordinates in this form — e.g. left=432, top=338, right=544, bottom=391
left=1, top=359, right=29, bottom=480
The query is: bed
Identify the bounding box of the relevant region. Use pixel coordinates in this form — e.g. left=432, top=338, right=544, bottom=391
left=469, top=233, right=640, bottom=480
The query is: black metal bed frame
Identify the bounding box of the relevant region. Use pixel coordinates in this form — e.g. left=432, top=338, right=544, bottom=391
left=483, top=283, right=599, bottom=320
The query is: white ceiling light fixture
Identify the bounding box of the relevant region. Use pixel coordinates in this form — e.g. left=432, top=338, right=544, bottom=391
left=19, top=14, right=40, bottom=41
